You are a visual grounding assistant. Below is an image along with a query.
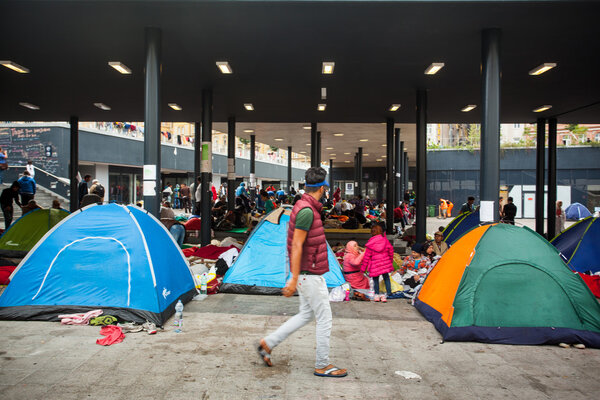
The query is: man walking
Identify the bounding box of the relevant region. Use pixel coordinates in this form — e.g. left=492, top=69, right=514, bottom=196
left=257, top=167, right=347, bottom=378
left=1, top=181, right=21, bottom=229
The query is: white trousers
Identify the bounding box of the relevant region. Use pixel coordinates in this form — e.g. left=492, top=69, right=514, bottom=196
left=264, top=275, right=332, bottom=369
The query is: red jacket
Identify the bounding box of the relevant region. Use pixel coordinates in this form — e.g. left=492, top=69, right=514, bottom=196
left=361, top=234, right=394, bottom=277
left=287, top=194, right=329, bottom=275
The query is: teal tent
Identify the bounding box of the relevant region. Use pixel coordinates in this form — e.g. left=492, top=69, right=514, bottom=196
left=221, top=207, right=346, bottom=294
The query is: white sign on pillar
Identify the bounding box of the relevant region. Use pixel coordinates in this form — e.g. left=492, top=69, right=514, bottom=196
left=249, top=173, right=256, bottom=187
left=143, top=180, right=156, bottom=196
left=201, top=141, right=212, bottom=173
left=480, top=200, right=495, bottom=222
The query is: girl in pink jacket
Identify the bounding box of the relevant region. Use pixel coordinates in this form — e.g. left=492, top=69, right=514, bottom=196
left=361, top=223, right=394, bottom=302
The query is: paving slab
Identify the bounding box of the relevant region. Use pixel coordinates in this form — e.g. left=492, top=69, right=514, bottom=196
left=0, top=293, right=599, bottom=399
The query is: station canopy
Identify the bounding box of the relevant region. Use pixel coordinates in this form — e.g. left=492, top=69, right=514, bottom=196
left=1, top=0, right=599, bottom=166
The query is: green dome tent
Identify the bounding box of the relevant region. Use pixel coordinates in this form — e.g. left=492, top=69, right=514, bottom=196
left=0, top=208, right=69, bottom=257
left=416, top=224, right=600, bottom=347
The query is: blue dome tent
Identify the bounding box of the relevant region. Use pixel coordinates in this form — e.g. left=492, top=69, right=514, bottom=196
left=442, top=210, right=480, bottom=245
left=551, top=217, right=600, bottom=274
left=221, top=207, right=346, bottom=295
left=0, top=204, right=196, bottom=326
left=565, top=203, right=592, bottom=221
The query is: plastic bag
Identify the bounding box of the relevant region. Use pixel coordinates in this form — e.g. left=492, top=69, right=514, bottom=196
left=329, top=286, right=346, bottom=302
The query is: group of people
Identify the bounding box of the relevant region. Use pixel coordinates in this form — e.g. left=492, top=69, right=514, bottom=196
left=0, top=170, right=63, bottom=230
left=341, top=225, right=449, bottom=301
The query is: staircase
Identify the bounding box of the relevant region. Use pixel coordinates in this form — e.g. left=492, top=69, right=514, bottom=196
left=0, top=183, right=69, bottom=227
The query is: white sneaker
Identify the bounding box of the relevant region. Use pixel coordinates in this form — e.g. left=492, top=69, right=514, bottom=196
left=373, top=294, right=381, bottom=302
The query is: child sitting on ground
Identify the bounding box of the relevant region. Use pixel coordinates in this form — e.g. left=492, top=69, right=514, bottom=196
left=401, top=243, right=432, bottom=289
left=361, top=223, right=394, bottom=302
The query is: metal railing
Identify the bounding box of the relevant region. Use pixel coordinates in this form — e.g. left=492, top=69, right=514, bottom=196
left=4, top=165, right=70, bottom=199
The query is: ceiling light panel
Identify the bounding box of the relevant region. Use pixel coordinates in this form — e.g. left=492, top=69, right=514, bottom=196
left=461, top=105, right=477, bottom=112
left=108, top=61, right=132, bottom=74
left=19, top=102, right=39, bottom=110
left=325, top=147, right=334, bottom=150
left=359, top=139, right=368, bottom=142
left=424, top=62, right=445, bottom=75
left=529, top=63, right=556, bottom=76
left=333, top=133, right=344, bottom=137
left=94, top=102, right=111, bottom=111
left=533, top=105, right=552, bottom=113
left=244, top=103, right=254, bottom=111
left=318, top=104, right=326, bottom=111
left=168, top=103, right=182, bottom=111
left=322, top=62, right=335, bottom=75
left=0, top=60, right=29, bottom=73
left=243, top=129, right=254, bottom=133
left=389, top=104, right=401, bottom=112
left=216, top=61, right=233, bottom=74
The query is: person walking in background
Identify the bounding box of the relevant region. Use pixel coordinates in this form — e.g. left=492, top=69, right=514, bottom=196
left=556, top=201, right=566, bottom=237
left=501, top=197, right=517, bottom=225
left=1, top=181, right=21, bottom=229
left=0, top=147, right=8, bottom=184
left=17, top=171, right=36, bottom=205
left=26, top=160, right=35, bottom=177
left=78, top=175, right=91, bottom=206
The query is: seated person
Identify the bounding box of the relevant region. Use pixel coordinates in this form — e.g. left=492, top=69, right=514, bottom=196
left=21, top=199, right=41, bottom=214
left=400, top=243, right=431, bottom=288
left=432, top=231, right=449, bottom=256
left=341, top=210, right=359, bottom=229
left=212, top=195, right=227, bottom=218
left=160, top=202, right=185, bottom=246
left=343, top=240, right=370, bottom=290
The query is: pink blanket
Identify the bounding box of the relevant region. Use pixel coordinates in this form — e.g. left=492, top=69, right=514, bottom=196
left=59, top=309, right=103, bottom=325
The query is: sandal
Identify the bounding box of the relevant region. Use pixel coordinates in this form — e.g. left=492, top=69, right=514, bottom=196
left=314, top=365, right=348, bottom=378
left=257, top=339, right=272, bottom=367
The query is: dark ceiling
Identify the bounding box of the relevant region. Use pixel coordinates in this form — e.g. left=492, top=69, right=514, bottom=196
left=1, top=0, right=599, bottom=123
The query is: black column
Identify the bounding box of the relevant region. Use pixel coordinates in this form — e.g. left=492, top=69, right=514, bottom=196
left=535, top=118, right=546, bottom=235
left=394, top=128, right=402, bottom=207
left=143, top=27, right=162, bottom=218
left=416, top=89, right=427, bottom=243
left=227, top=116, right=236, bottom=212
left=250, top=134, right=256, bottom=199
left=316, top=131, right=322, bottom=167
left=357, top=147, right=363, bottom=197
left=69, top=116, right=79, bottom=212
left=194, top=122, right=201, bottom=183
left=353, top=153, right=358, bottom=197
left=287, top=146, right=293, bottom=193
left=200, top=88, right=213, bottom=246
left=398, top=140, right=404, bottom=204
left=547, top=118, right=557, bottom=237
left=310, top=122, right=317, bottom=167
left=404, top=152, right=409, bottom=195
left=386, top=118, right=395, bottom=234
left=480, top=28, right=501, bottom=222
left=329, top=159, right=333, bottom=189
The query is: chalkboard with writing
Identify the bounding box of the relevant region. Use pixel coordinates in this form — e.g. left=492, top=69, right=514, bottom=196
left=0, top=127, right=60, bottom=175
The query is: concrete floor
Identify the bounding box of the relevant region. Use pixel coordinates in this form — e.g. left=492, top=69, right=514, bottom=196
left=1, top=293, right=599, bottom=400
